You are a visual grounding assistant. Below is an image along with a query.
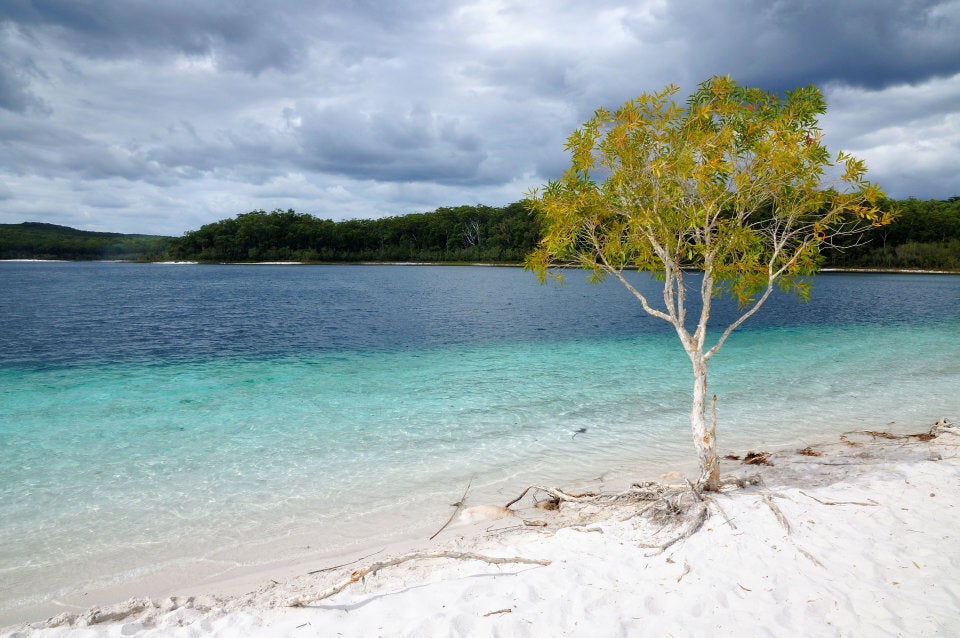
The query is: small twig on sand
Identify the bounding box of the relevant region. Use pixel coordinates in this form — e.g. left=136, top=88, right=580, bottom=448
left=762, top=493, right=791, bottom=534
left=430, top=478, right=473, bottom=540
left=483, top=608, right=513, bottom=617
left=799, top=490, right=878, bottom=507
left=307, top=548, right=386, bottom=575
left=288, top=551, right=550, bottom=607
left=704, top=496, right=737, bottom=530
left=794, top=544, right=825, bottom=568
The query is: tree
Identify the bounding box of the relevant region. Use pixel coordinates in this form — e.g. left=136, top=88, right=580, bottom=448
left=525, top=76, right=891, bottom=491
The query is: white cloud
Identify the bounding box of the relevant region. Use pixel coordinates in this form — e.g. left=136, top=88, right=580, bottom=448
left=1, top=0, right=958, bottom=234
left=822, top=73, right=960, bottom=198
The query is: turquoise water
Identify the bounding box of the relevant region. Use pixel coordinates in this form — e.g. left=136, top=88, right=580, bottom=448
left=1, top=263, right=958, bottom=620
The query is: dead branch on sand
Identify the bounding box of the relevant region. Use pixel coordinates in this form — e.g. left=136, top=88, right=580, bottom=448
left=799, top=490, right=878, bottom=507
left=288, top=552, right=550, bottom=607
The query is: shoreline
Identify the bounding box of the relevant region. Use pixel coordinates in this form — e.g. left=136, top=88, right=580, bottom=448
left=6, top=419, right=959, bottom=636
left=4, top=260, right=959, bottom=274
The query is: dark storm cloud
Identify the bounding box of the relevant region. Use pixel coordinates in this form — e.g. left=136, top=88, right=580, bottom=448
left=0, top=60, right=39, bottom=113
left=294, top=101, right=490, bottom=184
left=0, top=0, right=957, bottom=234
left=0, top=0, right=457, bottom=75
left=0, top=25, right=48, bottom=113
left=644, top=0, right=960, bottom=92
left=0, top=0, right=312, bottom=74
left=0, top=118, right=158, bottom=181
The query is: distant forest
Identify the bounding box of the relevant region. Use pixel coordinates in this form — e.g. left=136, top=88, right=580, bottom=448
left=820, top=197, right=960, bottom=270
left=0, top=222, right=169, bottom=261
left=2, top=197, right=959, bottom=270
left=166, top=202, right=535, bottom=263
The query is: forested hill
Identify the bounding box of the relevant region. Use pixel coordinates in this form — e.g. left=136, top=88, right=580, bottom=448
left=167, top=202, right=537, bottom=263
left=168, top=197, right=960, bottom=269
left=2, top=197, right=959, bottom=269
left=821, top=196, right=960, bottom=270
left=0, top=222, right=171, bottom=261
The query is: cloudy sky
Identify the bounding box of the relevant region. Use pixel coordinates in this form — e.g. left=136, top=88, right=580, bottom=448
left=1, top=0, right=958, bottom=235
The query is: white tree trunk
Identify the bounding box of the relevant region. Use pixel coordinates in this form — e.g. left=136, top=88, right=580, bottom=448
left=690, top=355, right=720, bottom=490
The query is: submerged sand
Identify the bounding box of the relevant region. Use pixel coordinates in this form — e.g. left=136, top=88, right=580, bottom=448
left=5, top=421, right=959, bottom=637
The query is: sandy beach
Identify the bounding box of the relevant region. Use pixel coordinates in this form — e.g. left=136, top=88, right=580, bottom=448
left=4, top=419, right=958, bottom=637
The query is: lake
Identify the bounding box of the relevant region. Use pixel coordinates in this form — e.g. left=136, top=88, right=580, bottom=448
left=1, top=262, right=958, bottom=624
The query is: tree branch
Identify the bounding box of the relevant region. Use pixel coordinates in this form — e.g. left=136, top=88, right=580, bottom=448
left=288, top=552, right=551, bottom=607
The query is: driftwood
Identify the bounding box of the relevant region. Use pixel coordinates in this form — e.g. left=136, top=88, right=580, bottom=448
left=288, top=551, right=550, bottom=607
left=799, top=490, right=878, bottom=507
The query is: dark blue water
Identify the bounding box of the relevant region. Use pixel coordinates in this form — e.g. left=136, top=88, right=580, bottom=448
left=3, top=262, right=957, bottom=368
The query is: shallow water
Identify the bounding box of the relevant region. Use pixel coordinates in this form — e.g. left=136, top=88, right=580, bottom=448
left=1, top=263, right=958, bottom=621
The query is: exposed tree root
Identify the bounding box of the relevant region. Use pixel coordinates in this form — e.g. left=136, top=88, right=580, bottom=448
left=504, top=486, right=599, bottom=509
left=288, top=552, right=550, bottom=607
left=639, top=502, right=710, bottom=555
left=288, top=419, right=956, bottom=611
left=502, top=477, right=714, bottom=555
left=504, top=481, right=668, bottom=511
left=704, top=496, right=737, bottom=530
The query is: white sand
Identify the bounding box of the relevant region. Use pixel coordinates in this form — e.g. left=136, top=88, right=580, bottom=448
left=5, top=422, right=959, bottom=637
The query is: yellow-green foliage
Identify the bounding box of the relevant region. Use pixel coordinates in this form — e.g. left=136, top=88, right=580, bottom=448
left=526, top=76, right=889, bottom=308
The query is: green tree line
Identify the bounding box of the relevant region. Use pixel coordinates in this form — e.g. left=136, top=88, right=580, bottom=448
left=821, top=197, right=960, bottom=270
left=0, top=222, right=170, bottom=261
left=2, top=197, right=958, bottom=269
left=166, top=202, right=538, bottom=263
